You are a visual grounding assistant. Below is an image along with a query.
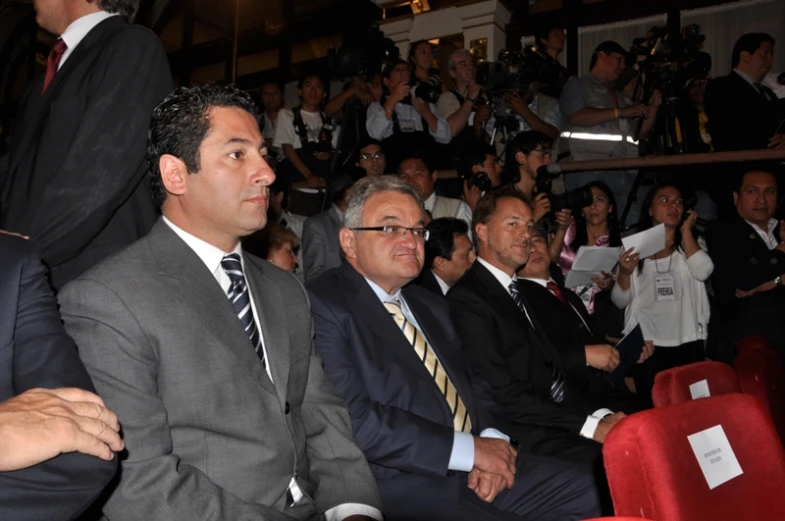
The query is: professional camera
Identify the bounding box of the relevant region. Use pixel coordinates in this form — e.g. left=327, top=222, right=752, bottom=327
left=313, top=124, right=335, bottom=154
left=406, top=72, right=441, bottom=104
left=455, top=158, right=493, bottom=192
left=536, top=170, right=594, bottom=212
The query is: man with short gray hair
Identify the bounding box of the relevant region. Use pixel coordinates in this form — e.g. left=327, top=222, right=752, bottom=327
left=308, top=175, right=602, bottom=521
left=437, top=49, right=491, bottom=141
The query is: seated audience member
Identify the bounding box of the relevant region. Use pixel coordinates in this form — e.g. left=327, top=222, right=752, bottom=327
left=448, top=188, right=626, bottom=470
left=366, top=59, right=451, bottom=171
left=613, top=183, right=713, bottom=408
left=265, top=224, right=300, bottom=273
left=416, top=217, right=476, bottom=296
left=307, top=176, right=601, bottom=521
left=302, top=171, right=356, bottom=281
left=517, top=225, right=650, bottom=410
left=273, top=73, right=333, bottom=187
left=0, top=233, right=122, bottom=521
left=399, top=157, right=472, bottom=227
left=706, top=169, right=785, bottom=363
left=58, top=84, right=381, bottom=521
left=553, top=182, right=625, bottom=341
left=356, top=140, right=386, bottom=176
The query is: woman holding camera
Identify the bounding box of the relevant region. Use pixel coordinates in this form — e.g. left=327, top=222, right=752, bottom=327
left=408, top=40, right=442, bottom=100
left=612, top=183, right=713, bottom=407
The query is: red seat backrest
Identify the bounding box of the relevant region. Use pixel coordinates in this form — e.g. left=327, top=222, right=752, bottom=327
left=651, top=361, right=740, bottom=407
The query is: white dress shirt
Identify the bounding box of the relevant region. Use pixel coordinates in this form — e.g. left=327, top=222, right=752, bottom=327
left=163, top=217, right=381, bottom=521
left=366, top=101, right=452, bottom=144
left=747, top=218, right=780, bottom=250
left=58, top=11, right=119, bottom=69
left=478, top=258, right=612, bottom=439
left=423, top=192, right=473, bottom=231
left=364, top=277, right=508, bottom=473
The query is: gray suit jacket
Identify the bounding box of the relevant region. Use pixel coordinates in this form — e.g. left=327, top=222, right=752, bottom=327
left=58, top=219, right=380, bottom=521
left=302, top=205, right=343, bottom=282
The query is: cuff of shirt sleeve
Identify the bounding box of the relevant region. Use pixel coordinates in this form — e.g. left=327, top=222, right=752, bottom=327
left=479, top=428, right=510, bottom=443
left=325, top=504, right=383, bottom=521
left=448, top=431, right=475, bottom=472
left=579, top=409, right=615, bottom=439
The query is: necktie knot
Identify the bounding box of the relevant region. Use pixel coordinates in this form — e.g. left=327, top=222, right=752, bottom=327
left=52, top=38, right=68, bottom=58
left=221, top=253, right=245, bottom=284
left=384, top=300, right=402, bottom=316
left=42, top=38, right=68, bottom=94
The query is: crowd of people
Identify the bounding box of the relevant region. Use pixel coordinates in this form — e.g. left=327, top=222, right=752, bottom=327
left=1, top=0, right=785, bottom=520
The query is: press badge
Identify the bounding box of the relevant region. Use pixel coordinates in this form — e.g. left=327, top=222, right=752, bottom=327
left=399, top=119, right=417, bottom=133
left=655, top=275, right=676, bottom=302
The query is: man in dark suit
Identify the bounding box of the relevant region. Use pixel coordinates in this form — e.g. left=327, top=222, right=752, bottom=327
left=307, top=176, right=602, bottom=521
left=414, top=217, right=476, bottom=296
left=58, top=85, right=381, bottom=520
left=0, top=0, right=173, bottom=290
left=302, top=171, right=355, bottom=281
left=448, top=188, right=626, bottom=470
left=0, top=232, right=122, bottom=521
left=516, top=226, right=649, bottom=410
left=706, top=169, right=785, bottom=364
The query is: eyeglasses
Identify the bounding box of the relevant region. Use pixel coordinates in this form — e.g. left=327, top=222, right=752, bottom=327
left=359, top=152, right=385, bottom=161
left=350, top=225, right=429, bottom=241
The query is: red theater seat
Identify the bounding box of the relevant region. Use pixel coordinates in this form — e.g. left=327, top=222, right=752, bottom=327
left=734, top=341, right=785, bottom=442
left=736, top=335, right=771, bottom=353
left=603, top=394, right=785, bottom=521
left=651, top=361, right=740, bottom=407
left=581, top=518, right=653, bottom=520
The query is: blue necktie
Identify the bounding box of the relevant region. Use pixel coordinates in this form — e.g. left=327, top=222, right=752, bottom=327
left=221, top=253, right=264, bottom=366
left=508, top=281, right=565, bottom=403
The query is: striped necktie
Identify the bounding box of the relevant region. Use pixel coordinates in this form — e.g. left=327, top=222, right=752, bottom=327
left=221, top=253, right=265, bottom=366
left=508, top=281, right=565, bottom=403
left=384, top=300, right=472, bottom=432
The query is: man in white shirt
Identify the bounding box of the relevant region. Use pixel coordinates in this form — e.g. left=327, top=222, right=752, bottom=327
left=398, top=157, right=472, bottom=228
left=448, top=188, right=625, bottom=482
left=419, top=217, right=476, bottom=296
left=59, top=84, right=382, bottom=521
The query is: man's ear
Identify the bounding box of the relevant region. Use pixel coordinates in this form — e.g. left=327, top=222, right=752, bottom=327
left=159, top=154, right=189, bottom=198
left=733, top=191, right=739, bottom=207
left=476, top=222, right=488, bottom=246
left=434, top=256, right=446, bottom=270
left=514, top=151, right=527, bottom=167
left=339, top=228, right=357, bottom=260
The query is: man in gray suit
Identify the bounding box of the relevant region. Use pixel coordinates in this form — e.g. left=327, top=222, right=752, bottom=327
left=58, top=84, right=382, bottom=521
left=302, top=171, right=355, bottom=282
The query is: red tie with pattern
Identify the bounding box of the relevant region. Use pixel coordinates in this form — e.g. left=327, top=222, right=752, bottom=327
left=42, top=38, right=68, bottom=94
left=546, top=281, right=569, bottom=307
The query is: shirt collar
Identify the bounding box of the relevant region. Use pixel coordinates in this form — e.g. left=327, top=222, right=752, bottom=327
left=734, top=68, right=759, bottom=88
left=745, top=217, right=779, bottom=236
left=521, top=277, right=552, bottom=289
left=477, top=257, right=517, bottom=291
left=60, top=11, right=117, bottom=52
left=432, top=270, right=451, bottom=295
left=162, top=216, right=243, bottom=277
left=424, top=192, right=437, bottom=211
left=364, top=277, right=402, bottom=304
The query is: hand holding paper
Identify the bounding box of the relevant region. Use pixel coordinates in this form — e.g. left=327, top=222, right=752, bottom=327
left=621, top=223, right=666, bottom=260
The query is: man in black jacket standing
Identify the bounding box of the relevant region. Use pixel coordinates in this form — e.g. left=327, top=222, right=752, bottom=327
left=0, top=0, right=172, bottom=290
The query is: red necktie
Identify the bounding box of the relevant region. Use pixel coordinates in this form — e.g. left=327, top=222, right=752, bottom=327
left=546, top=281, right=569, bottom=307
left=42, top=38, right=68, bottom=94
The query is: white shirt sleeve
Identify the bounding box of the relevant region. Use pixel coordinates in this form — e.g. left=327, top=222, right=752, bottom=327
left=273, top=108, right=300, bottom=149
left=366, top=102, right=394, bottom=141
left=455, top=200, right=473, bottom=232
left=325, top=504, right=383, bottom=521
left=448, top=428, right=511, bottom=472
left=685, top=249, right=714, bottom=282
left=611, top=277, right=633, bottom=309
left=579, top=409, right=615, bottom=439
left=428, top=103, right=452, bottom=144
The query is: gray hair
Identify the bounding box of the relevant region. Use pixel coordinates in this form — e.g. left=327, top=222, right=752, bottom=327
left=343, top=175, right=424, bottom=229
left=448, top=49, right=473, bottom=71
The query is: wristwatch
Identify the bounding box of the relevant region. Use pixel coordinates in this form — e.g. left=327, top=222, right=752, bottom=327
left=775, top=275, right=782, bottom=286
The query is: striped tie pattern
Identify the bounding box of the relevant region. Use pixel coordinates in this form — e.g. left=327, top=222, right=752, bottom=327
left=221, top=253, right=265, bottom=365
left=508, top=281, right=565, bottom=403
left=384, top=301, right=472, bottom=433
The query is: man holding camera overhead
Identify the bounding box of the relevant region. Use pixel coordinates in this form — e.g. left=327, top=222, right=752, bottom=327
left=559, top=41, right=661, bottom=225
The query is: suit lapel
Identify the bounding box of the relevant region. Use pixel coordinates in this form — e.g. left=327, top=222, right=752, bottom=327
left=11, top=17, right=125, bottom=173
left=149, top=220, right=276, bottom=395
left=244, top=255, right=289, bottom=407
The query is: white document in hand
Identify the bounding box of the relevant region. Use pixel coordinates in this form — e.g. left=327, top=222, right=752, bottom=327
left=565, top=270, right=598, bottom=288
left=572, top=246, right=621, bottom=273
left=622, top=223, right=666, bottom=260
left=687, top=425, right=743, bottom=490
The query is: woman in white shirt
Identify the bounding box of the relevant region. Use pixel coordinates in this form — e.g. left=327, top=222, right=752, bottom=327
left=612, top=183, right=713, bottom=407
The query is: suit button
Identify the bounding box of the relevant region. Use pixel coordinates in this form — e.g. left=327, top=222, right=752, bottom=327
left=285, top=402, right=290, bottom=414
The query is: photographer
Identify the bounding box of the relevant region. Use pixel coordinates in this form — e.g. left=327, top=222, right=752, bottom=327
left=366, top=59, right=451, bottom=171
left=456, top=140, right=503, bottom=212
left=409, top=40, right=443, bottom=101
left=560, top=41, right=661, bottom=223
left=436, top=50, right=491, bottom=140
left=274, top=74, right=335, bottom=187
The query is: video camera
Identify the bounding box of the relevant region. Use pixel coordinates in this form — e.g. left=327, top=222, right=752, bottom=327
left=536, top=169, right=594, bottom=213
left=406, top=72, right=441, bottom=105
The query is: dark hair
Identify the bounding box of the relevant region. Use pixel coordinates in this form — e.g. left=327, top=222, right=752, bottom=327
left=472, top=187, right=532, bottom=249
left=328, top=170, right=357, bottom=204
left=570, top=181, right=622, bottom=251
left=459, top=139, right=495, bottom=168
left=734, top=167, right=778, bottom=193
left=270, top=176, right=292, bottom=208
left=97, top=0, right=139, bottom=17
left=408, top=40, right=432, bottom=62
left=732, top=33, right=775, bottom=68
left=397, top=155, right=432, bottom=175
left=534, top=24, right=562, bottom=50
left=261, top=80, right=283, bottom=92
left=590, top=40, right=627, bottom=69
left=502, top=131, right=554, bottom=184
left=147, top=83, right=257, bottom=209
left=359, top=138, right=382, bottom=151
left=381, top=59, right=411, bottom=98
left=635, top=182, right=684, bottom=273
left=425, top=217, right=469, bottom=269
left=297, top=73, right=325, bottom=90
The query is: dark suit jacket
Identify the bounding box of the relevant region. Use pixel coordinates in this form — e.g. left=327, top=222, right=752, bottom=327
left=705, top=71, right=785, bottom=151
left=0, top=235, right=117, bottom=521
left=706, top=215, right=785, bottom=360
left=307, top=262, right=507, bottom=519
left=411, top=267, right=446, bottom=296
left=1, top=16, right=172, bottom=290
left=448, top=262, right=607, bottom=450
left=301, top=204, right=343, bottom=282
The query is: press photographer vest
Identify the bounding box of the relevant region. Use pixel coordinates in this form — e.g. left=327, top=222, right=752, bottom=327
left=560, top=75, right=639, bottom=162
left=276, top=107, right=333, bottom=183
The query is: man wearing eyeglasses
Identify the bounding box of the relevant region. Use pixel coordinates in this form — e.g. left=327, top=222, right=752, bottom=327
left=356, top=140, right=386, bottom=176
left=306, top=175, right=601, bottom=521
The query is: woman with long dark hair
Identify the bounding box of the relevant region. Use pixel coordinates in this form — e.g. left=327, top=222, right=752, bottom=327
left=612, top=183, right=713, bottom=407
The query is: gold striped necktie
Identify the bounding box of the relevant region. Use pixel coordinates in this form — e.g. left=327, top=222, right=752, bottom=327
left=384, top=300, right=472, bottom=433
